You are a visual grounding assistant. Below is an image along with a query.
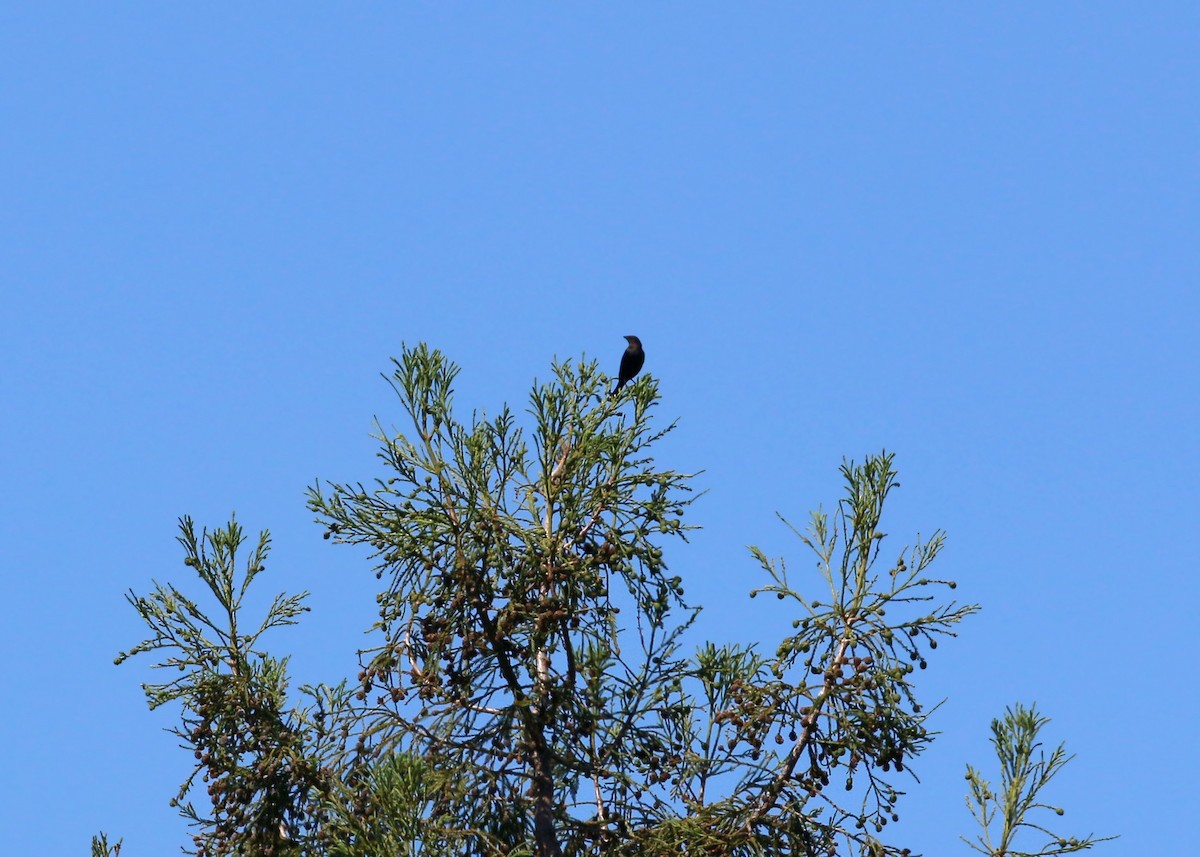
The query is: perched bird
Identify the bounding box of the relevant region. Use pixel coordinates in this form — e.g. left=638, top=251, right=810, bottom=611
left=612, top=335, right=645, bottom=394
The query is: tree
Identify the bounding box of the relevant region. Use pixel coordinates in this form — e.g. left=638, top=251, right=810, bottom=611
left=962, top=704, right=1115, bottom=856
left=109, top=344, right=1109, bottom=856
left=114, top=517, right=332, bottom=856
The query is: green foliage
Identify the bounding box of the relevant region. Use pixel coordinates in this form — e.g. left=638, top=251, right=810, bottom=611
left=733, top=453, right=978, bottom=855
left=90, top=833, right=122, bottom=857
left=110, top=344, right=1109, bottom=857
left=116, top=517, right=332, bottom=856
left=307, top=345, right=700, bottom=856
left=323, top=751, right=431, bottom=857
left=962, top=704, right=1115, bottom=856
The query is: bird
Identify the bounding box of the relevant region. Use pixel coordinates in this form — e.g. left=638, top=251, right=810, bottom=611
left=612, top=335, right=645, bottom=395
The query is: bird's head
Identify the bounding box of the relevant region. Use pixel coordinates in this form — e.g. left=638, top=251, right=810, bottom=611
left=624, top=335, right=641, bottom=347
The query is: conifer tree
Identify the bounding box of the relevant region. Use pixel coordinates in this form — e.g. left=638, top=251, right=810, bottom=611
left=110, top=344, right=1109, bottom=857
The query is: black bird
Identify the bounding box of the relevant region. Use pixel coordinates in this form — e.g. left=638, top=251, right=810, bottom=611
left=612, top=335, right=645, bottom=394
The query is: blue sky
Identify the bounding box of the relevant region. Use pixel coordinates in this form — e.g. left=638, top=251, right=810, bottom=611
left=2, top=4, right=1195, bottom=854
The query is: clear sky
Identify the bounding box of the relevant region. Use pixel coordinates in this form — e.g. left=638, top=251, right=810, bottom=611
left=2, top=4, right=1195, bottom=854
